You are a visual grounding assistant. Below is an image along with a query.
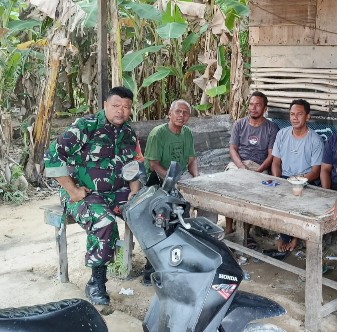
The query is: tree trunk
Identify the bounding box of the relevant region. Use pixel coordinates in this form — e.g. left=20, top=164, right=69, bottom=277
left=25, top=28, right=66, bottom=184
left=0, top=113, right=12, bottom=155
left=228, top=19, right=244, bottom=120
left=0, top=113, right=12, bottom=185
left=97, top=0, right=108, bottom=108
left=109, top=0, right=122, bottom=87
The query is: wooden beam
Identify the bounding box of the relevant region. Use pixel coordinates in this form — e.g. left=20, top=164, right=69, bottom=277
left=251, top=46, right=337, bottom=68
left=321, top=299, right=337, bottom=318
left=252, top=67, right=337, bottom=74
left=97, top=0, right=108, bottom=109
left=251, top=82, right=337, bottom=94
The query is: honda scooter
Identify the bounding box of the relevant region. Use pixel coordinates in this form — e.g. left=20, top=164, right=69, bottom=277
left=121, top=160, right=286, bottom=332
left=0, top=161, right=286, bottom=332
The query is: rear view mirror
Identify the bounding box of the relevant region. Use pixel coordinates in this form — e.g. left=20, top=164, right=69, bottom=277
left=162, top=161, right=182, bottom=192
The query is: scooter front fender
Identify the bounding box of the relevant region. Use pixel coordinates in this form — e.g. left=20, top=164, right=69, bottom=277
left=220, top=290, right=286, bottom=332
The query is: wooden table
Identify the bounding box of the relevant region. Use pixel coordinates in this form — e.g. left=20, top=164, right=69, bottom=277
left=178, top=169, right=337, bottom=332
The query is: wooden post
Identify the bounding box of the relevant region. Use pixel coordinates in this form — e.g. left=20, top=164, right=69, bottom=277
left=123, top=223, right=133, bottom=276
left=97, top=0, right=108, bottom=109
left=56, top=223, right=70, bottom=283
left=42, top=205, right=70, bottom=283
left=305, top=239, right=323, bottom=332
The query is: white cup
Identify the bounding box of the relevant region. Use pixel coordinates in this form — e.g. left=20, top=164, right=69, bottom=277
left=292, top=183, right=304, bottom=196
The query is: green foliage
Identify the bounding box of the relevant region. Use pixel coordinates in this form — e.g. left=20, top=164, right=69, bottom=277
left=182, top=23, right=208, bottom=54
left=0, top=0, right=44, bottom=112
left=186, top=64, right=206, bottom=74
left=122, top=2, right=162, bottom=21
left=77, top=0, right=98, bottom=28
left=156, top=22, right=187, bottom=39
left=123, top=72, right=136, bottom=93
left=122, top=45, right=165, bottom=71
left=193, top=103, right=213, bottom=112
left=55, top=105, right=90, bottom=117
left=239, top=22, right=251, bottom=79
left=216, top=0, right=249, bottom=31
left=0, top=0, right=252, bottom=125
left=161, top=1, right=185, bottom=24
left=0, top=173, right=27, bottom=205
left=10, top=164, right=24, bottom=180
left=118, top=0, right=250, bottom=117
left=141, top=67, right=172, bottom=88
left=0, top=48, right=22, bottom=109
left=7, top=19, right=40, bottom=36
left=3, top=190, right=28, bottom=204
left=107, top=248, right=128, bottom=278
left=182, top=32, right=200, bottom=54
left=206, top=85, right=229, bottom=97
left=139, top=99, right=156, bottom=111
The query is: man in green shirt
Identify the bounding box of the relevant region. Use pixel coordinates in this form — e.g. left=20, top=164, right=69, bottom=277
left=142, top=99, right=198, bottom=285
left=144, top=99, right=199, bottom=179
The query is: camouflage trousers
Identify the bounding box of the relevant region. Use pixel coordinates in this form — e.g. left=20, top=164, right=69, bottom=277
left=60, top=188, right=130, bottom=267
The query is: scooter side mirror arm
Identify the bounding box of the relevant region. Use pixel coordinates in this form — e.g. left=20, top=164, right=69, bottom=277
left=173, top=204, right=191, bottom=229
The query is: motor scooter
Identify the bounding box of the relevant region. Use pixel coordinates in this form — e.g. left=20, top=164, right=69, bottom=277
left=121, top=160, right=286, bottom=332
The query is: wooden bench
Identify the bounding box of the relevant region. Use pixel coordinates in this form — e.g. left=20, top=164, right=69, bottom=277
left=41, top=204, right=134, bottom=282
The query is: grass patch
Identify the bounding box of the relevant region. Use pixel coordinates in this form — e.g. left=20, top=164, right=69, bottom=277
left=107, top=247, right=128, bottom=278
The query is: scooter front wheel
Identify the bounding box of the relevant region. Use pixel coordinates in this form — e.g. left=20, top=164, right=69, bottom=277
left=242, top=323, right=286, bottom=332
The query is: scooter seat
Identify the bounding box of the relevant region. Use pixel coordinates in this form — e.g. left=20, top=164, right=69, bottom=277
left=0, top=298, right=108, bottom=332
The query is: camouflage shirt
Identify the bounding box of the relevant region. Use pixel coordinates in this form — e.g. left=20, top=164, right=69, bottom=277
left=44, top=110, right=137, bottom=192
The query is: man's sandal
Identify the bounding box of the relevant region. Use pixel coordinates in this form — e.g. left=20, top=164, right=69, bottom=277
left=246, top=236, right=258, bottom=250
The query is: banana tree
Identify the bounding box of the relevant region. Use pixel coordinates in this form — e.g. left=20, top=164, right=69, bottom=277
left=0, top=0, right=44, bottom=197
left=25, top=0, right=86, bottom=183
left=119, top=0, right=249, bottom=118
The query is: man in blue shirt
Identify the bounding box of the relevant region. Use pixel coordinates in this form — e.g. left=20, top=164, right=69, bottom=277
left=272, top=99, right=324, bottom=252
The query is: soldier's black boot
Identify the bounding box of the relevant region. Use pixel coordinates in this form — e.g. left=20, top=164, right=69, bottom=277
left=143, top=258, right=154, bottom=286
left=85, top=266, right=110, bottom=305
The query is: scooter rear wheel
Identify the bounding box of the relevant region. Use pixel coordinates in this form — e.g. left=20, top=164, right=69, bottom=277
left=242, top=323, right=286, bottom=332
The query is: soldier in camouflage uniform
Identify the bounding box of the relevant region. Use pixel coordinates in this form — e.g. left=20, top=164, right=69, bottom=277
left=44, top=87, right=140, bottom=305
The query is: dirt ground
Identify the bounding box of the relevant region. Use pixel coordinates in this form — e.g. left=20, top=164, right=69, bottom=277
left=1, top=192, right=337, bottom=331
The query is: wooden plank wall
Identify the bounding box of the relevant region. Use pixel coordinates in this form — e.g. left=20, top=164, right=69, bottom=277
left=249, top=0, right=337, bottom=113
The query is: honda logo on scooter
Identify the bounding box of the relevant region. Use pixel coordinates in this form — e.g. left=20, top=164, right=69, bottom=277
left=219, top=274, right=238, bottom=282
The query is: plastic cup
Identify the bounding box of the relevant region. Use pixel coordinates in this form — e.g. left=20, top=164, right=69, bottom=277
left=292, top=183, right=304, bottom=196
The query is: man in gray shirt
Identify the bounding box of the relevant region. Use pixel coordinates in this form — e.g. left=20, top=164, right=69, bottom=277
left=225, top=91, right=279, bottom=241
left=272, top=99, right=324, bottom=252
